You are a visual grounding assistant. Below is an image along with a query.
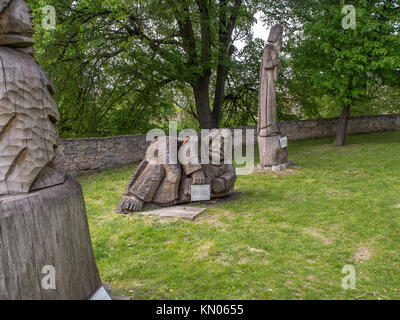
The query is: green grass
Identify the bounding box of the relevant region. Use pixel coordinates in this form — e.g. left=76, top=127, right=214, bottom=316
left=78, top=131, right=400, bottom=300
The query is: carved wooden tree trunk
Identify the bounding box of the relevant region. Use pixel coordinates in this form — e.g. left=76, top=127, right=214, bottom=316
left=0, top=178, right=101, bottom=300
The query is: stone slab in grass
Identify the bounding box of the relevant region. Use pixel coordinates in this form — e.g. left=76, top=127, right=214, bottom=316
left=138, top=205, right=206, bottom=220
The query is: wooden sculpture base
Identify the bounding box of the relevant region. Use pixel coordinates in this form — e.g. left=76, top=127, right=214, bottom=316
left=257, top=163, right=289, bottom=171
left=258, top=135, right=288, bottom=170
left=0, top=178, right=101, bottom=300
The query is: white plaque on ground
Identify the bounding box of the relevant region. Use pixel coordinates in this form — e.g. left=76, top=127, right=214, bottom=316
left=191, top=185, right=211, bottom=202
left=90, top=286, right=112, bottom=300
left=279, top=136, right=288, bottom=149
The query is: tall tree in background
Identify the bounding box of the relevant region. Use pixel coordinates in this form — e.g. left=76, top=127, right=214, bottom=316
left=32, top=0, right=182, bottom=137
left=31, top=0, right=259, bottom=134
left=262, top=0, right=400, bottom=146
left=113, top=0, right=257, bottom=129
left=31, top=0, right=399, bottom=138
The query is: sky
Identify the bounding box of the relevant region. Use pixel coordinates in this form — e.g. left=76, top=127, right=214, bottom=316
left=252, top=12, right=270, bottom=41
left=235, top=11, right=270, bottom=51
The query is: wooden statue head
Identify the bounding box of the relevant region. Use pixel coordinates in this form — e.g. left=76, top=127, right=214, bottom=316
left=0, top=0, right=34, bottom=48
left=268, top=24, right=283, bottom=45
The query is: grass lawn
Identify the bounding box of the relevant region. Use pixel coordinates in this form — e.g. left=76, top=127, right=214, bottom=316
left=78, top=131, right=400, bottom=300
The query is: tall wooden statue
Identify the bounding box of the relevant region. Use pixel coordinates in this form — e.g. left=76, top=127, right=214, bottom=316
left=257, top=25, right=288, bottom=171
left=0, top=0, right=102, bottom=299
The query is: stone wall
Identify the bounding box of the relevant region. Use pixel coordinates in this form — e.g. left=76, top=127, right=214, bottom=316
left=234, top=114, right=400, bottom=141
left=55, top=114, right=400, bottom=176
left=55, top=135, right=149, bottom=176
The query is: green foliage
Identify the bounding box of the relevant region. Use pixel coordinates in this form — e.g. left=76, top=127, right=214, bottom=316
left=214, top=0, right=400, bottom=126
left=262, top=0, right=400, bottom=118
left=220, top=39, right=263, bottom=127
left=29, top=0, right=399, bottom=137
left=221, top=34, right=300, bottom=127
left=30, top=0, right=261, bottom=136
left=30, top=0, right=191, bottom=137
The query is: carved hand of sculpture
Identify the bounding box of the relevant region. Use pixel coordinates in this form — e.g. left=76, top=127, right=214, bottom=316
left=191, top=170, right=206, bottom=185
left=124, top=196, right=144, bottom=212
left=212, top=178, right=226, bottom=194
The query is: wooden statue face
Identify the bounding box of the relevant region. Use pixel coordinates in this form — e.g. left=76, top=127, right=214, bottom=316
left=0, top=0, right=34, bottom=47
left=267, top=24, right=283, bottom=51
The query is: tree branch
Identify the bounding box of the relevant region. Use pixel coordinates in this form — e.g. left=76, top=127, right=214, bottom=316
left=165, top=0, right=198, bottom=66
left=195, top=0, right=212, bottom=78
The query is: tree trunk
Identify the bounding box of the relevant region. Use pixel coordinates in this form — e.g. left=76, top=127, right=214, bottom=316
left=0, top=178, right=102, bottom=300
left=212, top=45, right=236, bottom=129
left=334, top=105, right=350, bottom=146
left=211, top=64, right=226, bottom=129
left=193, top=78, right=214, bottom=129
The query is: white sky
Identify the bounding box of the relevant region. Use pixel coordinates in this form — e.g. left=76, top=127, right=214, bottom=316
left=252, top=12, right=270, bottom=41
left=235, top=11, right=270, bottom=51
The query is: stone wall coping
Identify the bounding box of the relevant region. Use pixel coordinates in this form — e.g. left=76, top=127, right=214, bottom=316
left=60, top=134, right=147, bottom=142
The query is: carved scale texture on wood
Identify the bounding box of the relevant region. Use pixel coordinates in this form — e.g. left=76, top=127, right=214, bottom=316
left=0, top=0, right=60, bottom=195
left=0, top=0, right=102, bottom=300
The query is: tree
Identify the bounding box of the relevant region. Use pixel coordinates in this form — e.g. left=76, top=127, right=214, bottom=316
left=31, top=0, right=182, bottom=138
left=31, top=1, right=399, bottom=138
left=262, top=0, right=400, bottom=146
left=31, top=0, right=259, bottom=133
left=112, top=0, right=259, bottom=129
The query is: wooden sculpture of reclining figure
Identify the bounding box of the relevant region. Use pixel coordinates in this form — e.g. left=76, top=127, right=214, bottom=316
left=116, top=130, right=236, bottom=214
